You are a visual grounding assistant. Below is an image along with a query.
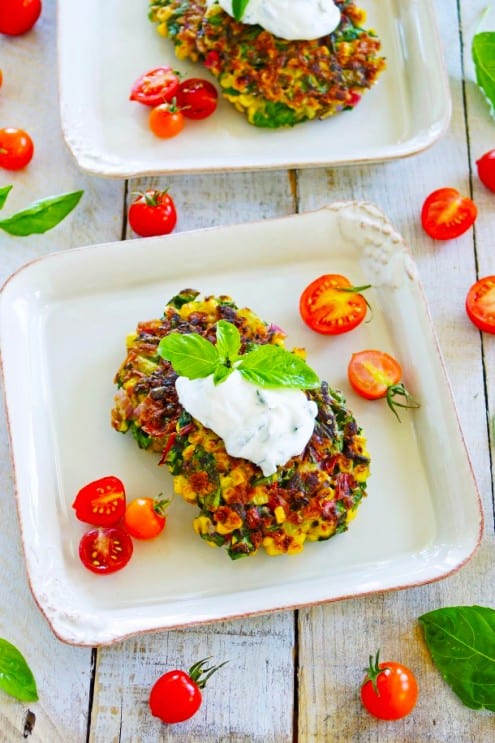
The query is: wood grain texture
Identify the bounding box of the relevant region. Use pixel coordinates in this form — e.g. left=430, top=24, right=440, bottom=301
left=1, top=1, right=495, bottom=741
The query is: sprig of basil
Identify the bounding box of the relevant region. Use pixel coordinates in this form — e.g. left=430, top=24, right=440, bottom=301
left=419, top=605, right=495, bottom=712
left=158, top=319, right=320, bottom=390
left=232, top=0, right=251, bottom=22
left=0, top=189, right=83, bottom=236
left=0, top=638, right=38, bottom=702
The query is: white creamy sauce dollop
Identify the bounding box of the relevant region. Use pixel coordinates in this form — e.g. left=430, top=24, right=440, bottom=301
left=206, top=0, right=341, bottom=41
left=176, top=370, right=318, bottom=476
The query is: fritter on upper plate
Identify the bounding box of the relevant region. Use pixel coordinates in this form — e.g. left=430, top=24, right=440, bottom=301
left=112, top=289, right=371, bottom=559
left=148, top=0, right=386, bottom=128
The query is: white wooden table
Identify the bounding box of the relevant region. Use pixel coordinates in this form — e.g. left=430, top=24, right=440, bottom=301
left=1, top=1, right=495, bottom=740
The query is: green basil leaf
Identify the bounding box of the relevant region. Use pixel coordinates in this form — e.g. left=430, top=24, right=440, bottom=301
left=237, top=345, right=320, bottom=389
left=419, top=605, right=495, bottom=712
left=232, top=0, right=251, bottom=21
left=213, top=364, right=232, bottom=385
left=215, top=320, right=241, bottom=363
left=0, top=639, right=38, bottom=702
left=0, top=185, right=13, bottom=210
left=158, top=332, right=219, bottom=378
left=472, top=31, right=495, bottom=117
left=0, top=190, right=83, bottom=236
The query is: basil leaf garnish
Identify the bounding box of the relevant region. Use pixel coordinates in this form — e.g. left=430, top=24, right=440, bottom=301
left=232, top=0, right=251, bottom=22
left=0, top=638, right=38, bottom=702
left=158, top=332, right=219, bottom=378
left=472, top=31, right=495, bottom=116
left=215, top=319, right=241, bottom=363
left=419, top=605, right=495, bottom=712
left=237, top=344, right=320, bottom=389
left=0, top=190, right=83, bottom=236
left=0, top=185, right=13, bottom=210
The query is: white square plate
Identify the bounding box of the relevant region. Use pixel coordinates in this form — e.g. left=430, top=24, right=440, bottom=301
left=57, top=0, right=451, bottom=177
left=0, top=203, right=482, bottom=646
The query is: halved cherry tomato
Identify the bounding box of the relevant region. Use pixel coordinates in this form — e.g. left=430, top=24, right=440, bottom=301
left=0, top=127, right=34, bottom=170
left=176, top=78, right=218, bottom=120
left=0, top=0, right=41, bottom=36
left=78, top=526, right=133, bottom=575
left=466, top=276, right=495, bottom=334
left=129, top=66, right=180, bottom=107
left=476, top=150, right=495, bottom=192
left=149, top=658, right=227, bottom=724
left=361, top=651, right=418, bottom=720
left=124, top=496, right=169, bottom=540
left=149, top=102, right=185, bottom=138
left=128, top=189, right=177, bottom=237
left=299, top=274, right=370, bottom=335
left=348, top=349, right=419, bottom=420
left=72, top=475, right=126, bottom=527
left=421, top=187, right=477, bottom=240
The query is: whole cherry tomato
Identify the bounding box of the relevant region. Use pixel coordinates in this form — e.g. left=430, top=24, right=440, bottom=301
left=465, top=276, right=495, bottom=334
left=176, top=78, right=218, bottom=120
left=149, top=658, right=227, bottom=724
left=360, top=650, right=418, bottom=720
left=299, top=274, right=370, bottom=335
left=149, top=102, right=185, bottom=139
left=421, top=187, right=477, bottom=240
left=128, top=189, right=177, bottom=237
left=78, top=526, right=133, bottom=575
left=0, top=0, right=41, bottom=36
left=72, top=475, right=126, bottom=527
left=124, top=496, right=169, bottom=540
left=0, top=127, right=34, bottom=170
left=130, top=66, right=180, bottom=107
left=476, top=149, right=495, bottom=192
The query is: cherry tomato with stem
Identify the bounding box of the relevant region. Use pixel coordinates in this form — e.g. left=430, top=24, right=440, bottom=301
left=149, top=102, right=185, bottom=139
left=360, top=650, right=418, bottom=720
left=421, top=187, right=477, bottom=240
left=299, top=274, right=371, bottom=335
left=0, top=127, right=34, bottom=170
left=149, top=657, right=228, bottom=724
left=176, top=78, right=218, bottom=120
left=130, top=66, right=180, bottom=107
left=128, top=189, right=177, bottom=237
left=124, top=496, right=170, bottom=540
left=78, top=526, right=133, bottom=575
left=476, top=149, right=495, bottom=192
left=72, top=475, right=126, bottom=527
left=465, top=276, right=495, bottom=334
left=0, top=0, right=42, bottom=36
left=347, top=349, right=420, bottom=421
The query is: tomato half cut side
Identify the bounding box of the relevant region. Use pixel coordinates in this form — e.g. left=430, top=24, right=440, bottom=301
left=466, top=276, right=495, bottom=333
left=299, top=274, right=369, bottom=335
left=78, top=527, right=133, bottom=575
left=72, top=475, right=126, bottom=527
left=347, top=350, right=402, bottom=400
left=129, top=66, right=180, bottom=107
left=421, top=187, right=477, bottom=240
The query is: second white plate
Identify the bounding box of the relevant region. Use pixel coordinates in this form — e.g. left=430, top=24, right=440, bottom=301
left=57, top=0, right=451, bottom=177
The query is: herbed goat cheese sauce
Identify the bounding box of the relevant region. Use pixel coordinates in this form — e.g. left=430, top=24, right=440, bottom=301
left=206, top=0, right=341, bottom=41
left=176, top=370, right=318, bottom=476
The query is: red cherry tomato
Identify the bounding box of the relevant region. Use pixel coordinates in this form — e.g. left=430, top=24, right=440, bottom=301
left=465, top=276, right=495, bottom=334
left=360, top=651, right=418, bottom=720
left=78, top=526, right=133, bottom=575
left=421, top=187, right=477, bottom=240
left=299, top=274, right=369, bottom=335
left=130, top=66, right=180, bottom=107
left=124, top=497, right=168, bottom=540
left=476, top=149, right=495, bottom=192
left=72, top=475, right=126, bottom=527
left=149, top=103, right=185, bottom=138
left=128, top=189, right=177, bottom=237
left=0, top=128, right=34, bottom=170
left=149, top=658, right=227, bottom=724
left=176, top=78, right=218, bottom=120
left=0, top=0, right=42, bottom=36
